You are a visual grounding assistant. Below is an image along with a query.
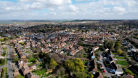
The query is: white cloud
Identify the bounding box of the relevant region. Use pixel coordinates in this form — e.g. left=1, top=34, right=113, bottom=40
left=113, top=7, right=126, bottom=13
left=18, top=0, right=72, bottom=5
left=0, top=0, right=138, bottom=19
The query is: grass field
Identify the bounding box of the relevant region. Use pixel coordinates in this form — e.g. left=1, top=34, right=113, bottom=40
left=114, top=56, right=125, bottom=59
left=116, top=60, right=129, bottom=66
left=32, top=69, right=47, bottom=76
left=0, top=22, right=13, bottom=24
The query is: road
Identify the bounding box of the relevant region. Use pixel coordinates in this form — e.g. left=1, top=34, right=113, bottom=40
left=99, top=53, right=112, bottom=78
left=0, top=45, right=13, bottom=78
left=7, top=45, right=14, bottom=78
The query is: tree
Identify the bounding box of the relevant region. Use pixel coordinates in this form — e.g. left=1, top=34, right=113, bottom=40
left=74, top=58, right=84, bottom=72
left=74, top=72, right=87, bottom=78
left=12, top=58, right=19, bottom=63
left=56, top=67, right=66, bottom=77
left=104, top=40, right=114, bottom=50
left=117, top=49, right=123, bottom=55
left=65, top=59, right=75, bottom=72
left=65, top=58, right=84, bottom=72
left=51, top=53, right=60, bottom=63
left=89, top=73, right=94, bottom=78
left=0, top=59, right=5, bottom=65
left=80, top=38, right=85, bottom=41
left=115, top=40, right=121, bottom=52
left=49, top=59, right=57, bottom=69
left=33, top=54, right=39, bottom=60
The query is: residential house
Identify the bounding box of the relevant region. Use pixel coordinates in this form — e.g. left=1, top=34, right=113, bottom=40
left=18, top=59, right=28, bottom=68
left=70, top=50, right=78, bottom=56
left=41, top=48, right=51, bottom=53
left=122, top=74, right=134, bottom=78
left=29, top=64, right=37, bottom=71
left=97, top=73, right=103, bottom=78
left=93, top=46, right=99, bottom=51
left=115, top=68, right=123, bottom=75
left=25, top=72, right=39, bottom=78
left=20, top=66, right=30, bottom=76
left=134, top=52, right=138, bottom=61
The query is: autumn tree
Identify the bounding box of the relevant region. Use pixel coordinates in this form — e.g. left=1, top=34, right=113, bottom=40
left=115, top=40, right=121, bottom=52
left=65, top=58, right=84, bottom=72
left=117, top=49, right=123, bottom=55
left=74, top=72, right=87, bottom=78
left=49, top=59, right=57, bottom=69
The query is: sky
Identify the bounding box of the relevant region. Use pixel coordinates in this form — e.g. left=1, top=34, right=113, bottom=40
left=0, top=0, right=138, bottom=20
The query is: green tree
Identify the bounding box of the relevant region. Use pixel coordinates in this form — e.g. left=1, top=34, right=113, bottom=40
left=49, top=59, right=57, bottom=69
left=104, top=40, right=114, bottom=50
left=0, top=59, right=5, bottom=65
left=80, top=37, right=85, bottom=41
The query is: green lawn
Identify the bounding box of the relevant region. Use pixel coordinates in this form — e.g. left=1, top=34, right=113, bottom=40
left=25, top=51, right=30, bottom=53
left=114, top=56, right=125, bottom=59
left=17, top=75, right=24, bottom=78
left=5, top=67, right=7, bottom=78
left=112, top=53, right=117, bottom=55
left=32, top=69, right=47, bottom=76
left=116, top=60, right=129, bottom=66
left=6, top=58, right=8, bottom=64
left=41, top=73, right=51, bottom=78
left=126, top=68, right=137, bottom=76
left=1, top=67, right=5, bottom=78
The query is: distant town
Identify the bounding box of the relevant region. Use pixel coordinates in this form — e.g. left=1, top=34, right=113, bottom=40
left=0, top=20, right=138, bottom=78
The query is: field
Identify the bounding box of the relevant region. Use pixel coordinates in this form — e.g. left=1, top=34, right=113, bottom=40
left=114, top=56, right=125, bottom=59
left=116, top=60, right=129, bottom=66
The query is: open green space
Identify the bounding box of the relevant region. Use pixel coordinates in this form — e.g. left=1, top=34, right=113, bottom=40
left=1, top=67, right=5, bottom=78
left=5, top=67, right=7, bottom=78
left=114, top=56, right=125, bottom=59
left=6, top=58, right=8, bottom=64
left=126, top=68, right=137, bottom=76
left=116, top=60, right=129, bottom=66
left=17, top=75, right=24, bottom=78
left=32, top=69, right=47, bottom=76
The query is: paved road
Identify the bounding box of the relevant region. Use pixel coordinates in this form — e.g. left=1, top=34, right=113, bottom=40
left=0, top=45, right=13, bottom=78
left=99, top=53, right=112, bottom=78
left=7, top=45, right=14, bottom=78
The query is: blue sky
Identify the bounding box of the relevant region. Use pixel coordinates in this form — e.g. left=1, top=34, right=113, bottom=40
left=0, top=0, right=138, bottom=20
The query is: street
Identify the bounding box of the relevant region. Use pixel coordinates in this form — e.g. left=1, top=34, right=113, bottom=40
left=7, top=45, right=14, bottom=78
left=99, top=53, right=112, bottom=78
left=0, top=45, right=14, bottom=78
